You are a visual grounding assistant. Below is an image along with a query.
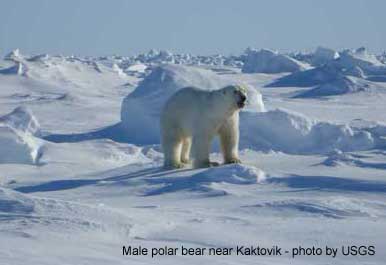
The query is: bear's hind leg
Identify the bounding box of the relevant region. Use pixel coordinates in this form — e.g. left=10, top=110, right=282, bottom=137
left=181, top=137, right=191, bottom=164
left=162, top=134, right=184, bottom=169
left=191, top=133, right=212, bottom=168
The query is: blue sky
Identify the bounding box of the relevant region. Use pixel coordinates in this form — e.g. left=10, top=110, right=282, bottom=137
left=0, top=0, right=385, bottom=56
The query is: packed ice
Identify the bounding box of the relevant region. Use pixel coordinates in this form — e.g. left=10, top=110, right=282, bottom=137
left=1, top=47, right=386, bottom=265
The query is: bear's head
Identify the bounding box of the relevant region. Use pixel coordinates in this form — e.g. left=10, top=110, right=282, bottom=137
left=221, top=85, right=248, bottom=110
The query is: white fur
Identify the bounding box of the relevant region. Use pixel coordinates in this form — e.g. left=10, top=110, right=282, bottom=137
left=161, top=85, right=246, bottom=168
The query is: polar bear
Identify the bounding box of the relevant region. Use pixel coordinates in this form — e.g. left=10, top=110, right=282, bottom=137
left=161, top=85, right=247, bottom=169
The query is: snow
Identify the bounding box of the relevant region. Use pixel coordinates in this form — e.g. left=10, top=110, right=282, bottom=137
left=0, top=187, right=34, bottom=214
left=268, top=63, right=343, bottom=87
left=0, top=125, right=42, bottom=164
left=0, top=186, right=133, bottom=240
left=1, top=48, right=386, bottom=265
left=132, top=49, right=243, bottom=67
left=242, top=48, right=309, bottom=74
left=185, top=163, right=266, bottom=185
left=335, top=48, right=386, bottom=76
left=240, top=108, right=381, bottom=154
left=0, top=106, right=41, bottom=136
left=0, top=107, right=43, bottom=164
left=294, top=76, right=381, bottom=98
left=4, top=48, right=23, bottom=61
left=0, top=62, right=27, bottom=75
left=310, top=46, right=340, bottom=66
left=268, top=49, right=386, bottom=97
left=125, top=63, right=148, bottom=77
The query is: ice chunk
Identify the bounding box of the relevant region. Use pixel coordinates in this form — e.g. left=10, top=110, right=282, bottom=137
left=242, top=48, right=309, bottom=73
left=0, top=107, right=43, bottom=164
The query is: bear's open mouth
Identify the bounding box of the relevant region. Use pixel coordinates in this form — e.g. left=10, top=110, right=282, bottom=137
left=237, top=92, right=247, bottom=108
left=237, top=101, right=246, bottom=108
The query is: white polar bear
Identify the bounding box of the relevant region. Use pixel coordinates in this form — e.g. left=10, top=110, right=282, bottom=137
left=160, top=85, right=248, bottom=169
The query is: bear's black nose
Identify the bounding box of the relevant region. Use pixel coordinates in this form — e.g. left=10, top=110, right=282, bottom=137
left=241, top=94, right=247, bottom=102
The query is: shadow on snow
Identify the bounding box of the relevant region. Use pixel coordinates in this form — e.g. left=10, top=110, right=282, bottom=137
left=14, top=163, right=386, bottom=196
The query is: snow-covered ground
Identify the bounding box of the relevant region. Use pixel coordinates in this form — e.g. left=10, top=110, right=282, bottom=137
left=1, top=48, right=386, bottom=265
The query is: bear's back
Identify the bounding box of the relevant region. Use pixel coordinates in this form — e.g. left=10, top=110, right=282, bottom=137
left=163, top=86, right=212, bottom=110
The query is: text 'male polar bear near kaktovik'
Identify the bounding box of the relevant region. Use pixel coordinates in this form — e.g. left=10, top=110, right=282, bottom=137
left=161, top=85, right=247, bottom=168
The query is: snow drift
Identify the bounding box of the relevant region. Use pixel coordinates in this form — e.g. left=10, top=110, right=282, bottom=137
left=240, top=109, right=378, bottom=154
left=0, top=62, right=27, bottom=75
left=4, top=49, right=23, bottom=62
left=145, top=164, right=266, bottom=196
left=288, top=47, right=339, bottom=67
left=242, top=48, right=309, bottom=74
left=0, top=187, right=34, bottom=215
left=294, top=76, right=379, bottom=98
left=120, top=64, right=265, bottom=144
left=0, top=106, right=41, bottom=136
left=268, top=47, right=386, bottom=89
left=0, top=107, right=43, bottom=164
left=196, top=164, right=266, bottom=184
left=0, top=187, right=132, bottom=237
left=296, top=47, right=384, bottom=74
left=309, top=47, right=340, bottom=66
left=269, top=64, right=382, bottom=97
left=124, top=63, right=148, bottom=77
left=131, top=49, right=243, bottom=67
left=336, top=47, right=386, bottom=76
left=268, top=63, right=344, bottom=87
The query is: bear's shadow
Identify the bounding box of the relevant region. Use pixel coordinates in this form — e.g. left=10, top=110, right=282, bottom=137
left=14, top=162, right=386, bottom=198
left=43, top=122, right=128, bottom=143
left=14, top=164, right=244, bottom=196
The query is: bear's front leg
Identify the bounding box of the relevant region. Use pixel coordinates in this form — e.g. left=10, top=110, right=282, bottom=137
left=219, top=113, right=242, bottom=164
left=191, top=133, right=213, bottom=168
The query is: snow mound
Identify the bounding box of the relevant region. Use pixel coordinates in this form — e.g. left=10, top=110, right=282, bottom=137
left=27, top=53, right=50, bottom=62
left=0, top=126, right=43, bottom=164
left=4, top=49, right=23, bottom=61
left=132, top=49, right=243, bottom=67
left=0, top=107, right=43, bottom=164
left=0, top=187, right=132, bottom=237
left=268, top=63, right=343, bottom=87
left=342, top=47, right=383, bottom=66
left=240, top=109, right=375, bottom=154
left=367, top=75, right=386, bottom=82
left=121, top=64, right=265, bottom=144
left=310, top=47, right=340, bottom=66
left=336, top=47, right=386, bottom=76
left=145, top=164, right=266, bottom=196
left=197, top=164, right=266, bottom=184
left=242, top=48, right=309, bottom=74
left=294, top=76, right=378, bottom=98
left=322, top=150, right=358, bottom=166
left=0, top=106, right=41, bottom=135
left=112, top=63, right=126, bottom=77
left=0, top=62, right=27, bottom=75
left=0, top=187, right=35, bottom=214
left=268, top=47, right=386, bottom=88
left=345, top=65, right=366, bottom=78
left=124, top=63, right=148, bottom=77
left=268, top=61, right=370, bottom=88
